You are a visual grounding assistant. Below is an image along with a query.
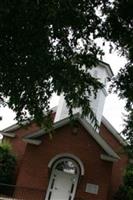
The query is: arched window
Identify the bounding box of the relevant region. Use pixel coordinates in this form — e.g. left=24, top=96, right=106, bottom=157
left=53, top=158, right=80, bottom=175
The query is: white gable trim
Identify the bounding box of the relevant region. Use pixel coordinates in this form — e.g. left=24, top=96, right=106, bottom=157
left=79, top=118, right=120, bottom=159
left=24, top=114, right=80, bottom=140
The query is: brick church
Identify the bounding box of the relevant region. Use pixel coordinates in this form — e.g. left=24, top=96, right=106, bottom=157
left=1, top=61, right=128, bottom=200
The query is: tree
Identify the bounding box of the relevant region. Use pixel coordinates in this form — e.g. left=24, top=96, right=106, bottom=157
left=0, top=0, right=132, bottom=133
left=0, top=0, right=104, bottom=127
left=113, top=164, right=133, bottom=200
left=102, top=0, right=133, bottom=151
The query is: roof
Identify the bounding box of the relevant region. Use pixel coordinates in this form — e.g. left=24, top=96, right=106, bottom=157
left=102, top=116, right=127, bottom=146
left=0, top=106, right=57, bottom=137
left=99, top=60, right=114, bottom=77
left=23, top=113, right=119, bottom=161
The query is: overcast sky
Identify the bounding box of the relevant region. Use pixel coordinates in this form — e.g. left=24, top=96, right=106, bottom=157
left=0, top=42, right=127, bottom=133
left=102, top=51, right=127, bottom=132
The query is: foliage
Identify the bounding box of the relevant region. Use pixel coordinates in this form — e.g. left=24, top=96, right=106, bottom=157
left=0, top=141, right=16, bottom=184
left=0, top=0, right=105, bottom=127
left=113, top=164, right=133, bottom=200
left=113, top=185, right=133, bottom=200
left=103, top=0, right=133, bottom=152
left=0, top=0, right=132, bottom=133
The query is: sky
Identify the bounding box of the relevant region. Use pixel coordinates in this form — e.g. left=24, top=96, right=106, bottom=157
left=0, top=42, right=127, bottom=133
left=102, top=51, right=127, bottom=132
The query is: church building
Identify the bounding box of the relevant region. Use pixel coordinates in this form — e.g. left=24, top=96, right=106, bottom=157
left=1, top=61, right=128, bottom=200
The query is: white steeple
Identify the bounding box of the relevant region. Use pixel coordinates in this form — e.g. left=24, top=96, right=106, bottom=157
left=54, top=61, right=113, bottom=129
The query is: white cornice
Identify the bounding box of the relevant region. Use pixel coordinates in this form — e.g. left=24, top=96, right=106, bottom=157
left=100, top=154, right=118, bottom=162
left=23, top=138, right=41, bottom=145
left=0, top=132, right=16, bottom=138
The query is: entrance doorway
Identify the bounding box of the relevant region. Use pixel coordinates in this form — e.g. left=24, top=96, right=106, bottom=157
left=45, top=157, right=80, bottom=200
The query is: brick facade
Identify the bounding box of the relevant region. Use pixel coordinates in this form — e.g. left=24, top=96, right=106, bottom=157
left=3, top=119, right=128, bottom=200
left=100, top=123, right=128, bottom=198
left=16, top=123, right=113, bottom=200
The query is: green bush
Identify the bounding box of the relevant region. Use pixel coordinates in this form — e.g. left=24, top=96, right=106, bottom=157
left=0, top=141, right=16, bottom=184
left=113, top=164, right=133, bottom=200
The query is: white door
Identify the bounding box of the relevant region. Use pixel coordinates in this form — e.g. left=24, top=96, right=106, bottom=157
left=45, top=169, right=78, bottom=200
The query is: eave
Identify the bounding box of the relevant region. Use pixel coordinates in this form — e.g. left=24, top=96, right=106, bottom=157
left=1, top=106, right=57, bottom=132
left=23, top=138, right=41, bottom=145
left=0, top=131, right=16, bottom=138
left=98, top=60, right=114, bottom=77
left=100, top=154, right=118, bottom=162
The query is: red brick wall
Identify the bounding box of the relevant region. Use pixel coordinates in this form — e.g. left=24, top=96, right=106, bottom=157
left=100, top=123, right=128, bottom=197
left=16, top=123, right=113, bottom=200
left=4, top=123, right=40, bottom=162
left=3, top=122, right=41, bottom=182
left=3, top=112, right=56, bottom=163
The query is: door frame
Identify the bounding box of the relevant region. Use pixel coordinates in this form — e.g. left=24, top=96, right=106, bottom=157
left=45, top=155, right=84, bottom=200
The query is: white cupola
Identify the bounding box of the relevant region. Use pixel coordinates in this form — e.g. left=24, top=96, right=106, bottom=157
left=54, top=61, right=113, bottom=129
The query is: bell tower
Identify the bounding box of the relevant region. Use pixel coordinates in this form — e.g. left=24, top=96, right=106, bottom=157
left=54, top=61, right=113, bottom=129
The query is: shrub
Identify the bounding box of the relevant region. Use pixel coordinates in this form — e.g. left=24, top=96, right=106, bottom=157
left=113, top=164, right=133, bottom=200
left=0, top=141, right=16, bottom=184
